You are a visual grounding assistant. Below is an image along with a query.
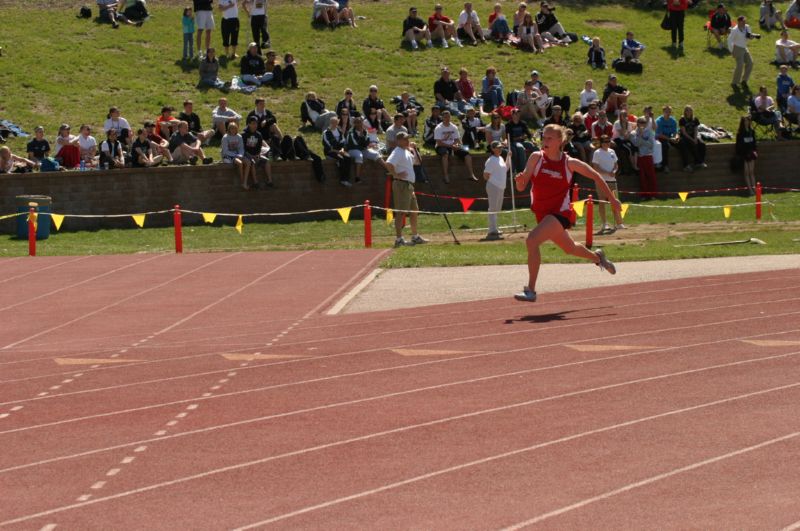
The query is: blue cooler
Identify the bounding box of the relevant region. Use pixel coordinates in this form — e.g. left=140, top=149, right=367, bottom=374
left=15, top=195, right=52, bottom=240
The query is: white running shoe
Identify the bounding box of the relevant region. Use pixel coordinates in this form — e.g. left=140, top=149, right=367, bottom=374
left=514, top=286, right=537, bottom=302
left=595, top=248, right=616, bottom=275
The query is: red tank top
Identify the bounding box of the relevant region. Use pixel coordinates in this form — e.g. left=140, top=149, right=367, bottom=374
left=530, top=152, right=574, bottom=221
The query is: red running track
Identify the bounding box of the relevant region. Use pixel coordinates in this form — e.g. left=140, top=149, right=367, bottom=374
left=1, top=251, right=800, bottom=530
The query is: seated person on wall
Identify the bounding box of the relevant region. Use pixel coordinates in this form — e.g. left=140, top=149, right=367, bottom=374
left=99, top=129, right=127, bottom=169
left=422, top=105, right=442, bottom=147
left=247, top=97, right=282, bottom=153
left=505, top=109, right=536, bottom=172
left=322, top=116, right=352, bottom=186
left=621, top=31, right=645, bottom=61
left=460, top=106, right=486, bottom=149
left=240, top=43, right=274, bottom=86
left=301, top=92, right=337, bottom=131
left=241, top=116, right=274, bottom=187
left=395, top=92, right=421, bottom=136
left=760, top=0, right=785, bottom=30
left=212, top=97, right=242, bottom=137
left=710, top=3, right=732, bottom=50
left=221, top=122, right=251, bottom=190
left=579, top=79, right=598, bottom=113
left=602, top=74, right=629, bottom=117
left=786, top=85, right=800, bottom=124
left=337, top=89, right=360, bottom=118
left=0, top=146, right=36, bottom=174
left=487, top=3, right=512, bottom=42
left=132, top=128, right=164, bottom=168
left=362, top=85, right=392, bottom=132
left=678, top=105, right=707, bottom=172
left=168, top=121, right=213, bottom=165
left=312, top=0, right=340, bottom=28
left=54, top=124, right=82, bottom=169
left=777, top=64, right=795, bottom=113
left=346, top=117, right=389, bottom=183
left=753, top=85, right=786, bottom=135
left=403, top=7, right=433, bottom=50
left=428, top=4, right=459, bottom=47
left=516, top=80, right=540, bottom=121
left=179, top=100, right=215, bottom=145
left=655, top=105, right=679, bottom=173
left=591, top=110, right=614, bottom=141
left=587, top=37, right=606, bottom=69
left=433, top=66, right=465, bottom=114
left=104, top=106, right=132, bottom=151
left=775, top=30, right=800, bottom=65
left=198, top=48, right=229, bottom=91
left=385, top=113, right=409, bottom=154
left=78, top=125, right=99, bottom=168
left=568, top=112, right=592, bottom=161
left=156, top=106, right=181, bottom=141
left=456, top=68, right=483, bottom=112
left=434, top=110, right=478, bottom=183
left=484, top=113, right=507, bottom=154
left=457, top=2, right=486, bottom=46
left=143, top=121, right=174, bottom=164
left=26, top=126, right=50, bottom=164
left=481, top=67, right=504, bottom=112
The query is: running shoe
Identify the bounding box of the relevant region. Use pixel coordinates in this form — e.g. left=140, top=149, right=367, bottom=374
left=514, top=286, right=537, bottom=302
left=394, top=237, right=409, bottom=248
left=595, top=248, right=616, bottom=275
left=601, top=223, right=612, bottom=233
left=411, top=234, right=429, bottom=245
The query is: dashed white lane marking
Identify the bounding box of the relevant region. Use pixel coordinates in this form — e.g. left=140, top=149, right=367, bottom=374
left=120, top=456, right=135, bottom=464
left=175, top=412, right=188, bottom=419
left=218, top=379, right=229, bottom=384
left=10, top=406, right=23, bottom=412
left=37, top=392, right=48, bottom=397
left=119, top=350, right=128, bottom=354
left=39, top=523, right=58, bottom=531
left=90, top=365, right=100, bottom=369
left=48, top=386, right=61, bottom=391
left=0, top=414, right=8, bottom=419
left=227, top=372, right=237, bottom=377
left=76, top=495, right=91, bottom=502
left=186, top=404, right=199, bottom=410
left=105, top=468, right=120, bottom=477
left=202, top=393, right=212, bottom=397
left=153, top=430, right=167, bottom=436
left=210, top=386, right=220, bottom=391
left=134, top=446, right=147, bottom=452
left=73, top=373, right=83, bottom=377
left=90, top=481, right=105, bottom=490
left=109, top=354, right=120, bottom=358
left=783, top=520, right=800, bottom=531
left=166, top=421, right=178, bottom=427
left=239, top=363, right=249, bottom=367
left=61, top=379, right=73, bottom=384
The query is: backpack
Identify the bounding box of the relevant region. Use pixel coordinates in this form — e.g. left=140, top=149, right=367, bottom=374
left=39, top=158, right=61, bottom=172
left=612, top=58, right=643, bottom=74
left=78, top=5, right=92, bottom=18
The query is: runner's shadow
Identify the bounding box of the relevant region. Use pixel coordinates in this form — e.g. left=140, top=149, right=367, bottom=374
left=504, top=307, right=614, bottom=324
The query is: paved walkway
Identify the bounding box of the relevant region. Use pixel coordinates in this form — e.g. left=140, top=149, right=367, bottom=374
left=339, top=255, right=800, bottom=314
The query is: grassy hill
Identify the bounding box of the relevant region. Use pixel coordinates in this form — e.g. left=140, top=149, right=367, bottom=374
left=0, top=0, right=787, bottom=156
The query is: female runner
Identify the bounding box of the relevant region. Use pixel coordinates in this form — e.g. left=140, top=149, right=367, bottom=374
left=514, top=124, right=621, bottom=302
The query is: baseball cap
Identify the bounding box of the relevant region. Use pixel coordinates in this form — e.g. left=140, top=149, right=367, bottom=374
left=608, top=74, right=617, bottom=80
left=490, top=140, right=503, bottom=149
left=530, top=69, right=539, bottom=76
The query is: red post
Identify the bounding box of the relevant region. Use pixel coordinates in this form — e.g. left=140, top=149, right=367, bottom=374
left=755, top=182, right=762, bottom=221
left=363, top=200, right=372, bottom=248
left=28, top=206, right=36, bottom=257
left=585, top=195, right=594, bottom=249
left=173, top=204, right=183, bottom=254
left=571, top=182, right=579, bottom=203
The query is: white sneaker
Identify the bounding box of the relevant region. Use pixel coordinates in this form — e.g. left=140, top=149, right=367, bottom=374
left=442, top=40, right=449, bottom=48
left=595, top=248, right=616, bottom=275
left=514, top=286, right=537, bottom=302
left=615, top=223, right=627, bottom=230
left=601, top=224, right=612, bottom=233
left=456, top=39, right=464, bottom=48
left=411, top=234, right=429, bottom=244
left=340, top=180, right=352, bottom=187
left=426, top=39, right=433, bottom=48
left=410, top=39, right=419, bottom=50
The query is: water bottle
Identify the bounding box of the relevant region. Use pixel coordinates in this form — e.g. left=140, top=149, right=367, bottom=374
left=80, top=159, right=86, bottom=171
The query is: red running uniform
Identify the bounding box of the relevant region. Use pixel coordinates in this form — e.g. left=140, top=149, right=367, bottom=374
left=530, top=152, right=576, bottom=227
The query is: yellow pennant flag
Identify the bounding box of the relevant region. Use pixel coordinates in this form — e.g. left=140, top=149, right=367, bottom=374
left=572, top=200, right=586, bottom=218
left=27, top=212, right=38, bottom=231
left=337, top=207, right=352, bottom=224
left=235, top=215, right=243, bottom=234
left=620, top=203, right=630, bottom=219
left=202, top=213, right=217, bottom=224
left=131, top=214, right=145, bottom=228
left=386, top=208, right=394, bottom=225
left=678, top=192, right=689, bottom=202
left=723, top=206, right=732, bottom=219
left=50, top=213, right=65, bottom=231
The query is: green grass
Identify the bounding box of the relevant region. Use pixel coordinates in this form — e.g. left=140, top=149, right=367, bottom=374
left=0, top=0, right=786, bottom=159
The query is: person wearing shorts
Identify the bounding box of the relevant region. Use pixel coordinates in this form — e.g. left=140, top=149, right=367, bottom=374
left=194, top=0, right=216, bottom=58
left=512, top=124, right=620, bottom=303
left=386, top=132, right=428, bottom=247
left=591, top=135, right=625, bottom=233
left=433, top=110, right=477, bottom=184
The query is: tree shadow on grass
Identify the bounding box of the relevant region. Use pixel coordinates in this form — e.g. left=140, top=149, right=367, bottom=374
left=504, top=307, right=614, bottom=324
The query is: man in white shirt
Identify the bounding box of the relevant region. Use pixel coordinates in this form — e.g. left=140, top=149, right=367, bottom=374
left=728, top=15, right=760, bottom=88
left=219, top=0, right=240, bottom=59
left=457, top=2, right=485, bottom=45
left=211, top=98, right=243, bottom=136
left=386, top=132, right=428, bottom=247
left=591, top=135, right=624, bottom=232
left=244, top=0, right=269, bottom=49
left=434, top=110, right=478, bottom=183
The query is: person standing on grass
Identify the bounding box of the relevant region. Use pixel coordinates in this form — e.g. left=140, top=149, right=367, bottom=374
left=194, top=0, right=215, bottom=58
left=735, top=115, right=758, bottom=195
left=483, top=141, right=507, bottom=241
left=182, top=7, right=195, bottom=60
left=728, top=15, right=759, bottom=90
left=244, top=0, right=269, bottom=50
left=513, top=124, right=619, bottom=303
left=591, top=135, right=624, bottom=233
left=667, top=0, right=688, bottom=50
left=386, top=132, right=429, bottom=248
left=218, top=0, right=240, bottom=59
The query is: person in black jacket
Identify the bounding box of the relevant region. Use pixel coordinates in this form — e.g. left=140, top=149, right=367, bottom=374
left=362, top=85, right=393, bottom=132
left=710, top=3, right=732, bottom=50
left=735, top=115, right=757, bottom=194
left=346, top=117, right=389, bottom=182
left=322, top=116, right=352, bottom=186
left=403, top=7, right=433, bottom=49
left=240, top=43, right=273, bottom=86
left=336, top=88, right=360, bottom=118
left=246, top=97, right=282, bottom=154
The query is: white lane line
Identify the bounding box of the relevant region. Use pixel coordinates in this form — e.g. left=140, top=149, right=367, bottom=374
left=3, top=322, right=799, bottom=436
left=234, top=389, right=800, bottom=530
left=218, top=379, right=229, bottom=384
left=109, top=354, right=120, bottom=358
left=0, top=254, right=233, bottom=351
left=0, top=414, right=8, bottom=419
left=4, top=345, right=800, bottom=478
left=783, top=520, right=800, bottom=531
left=166, top=421, right=178, bottom=427
left=105, top=468, right=120, bottom=477
left=210, top=386, right=220, bottom=391
left=502, top=432, right=800, bottom=530
left=60, top=379, right=73, bottom=384
left=10, top=406, right=23, bottom=411
left=38, top=523, right=58, bottom=531
left=89, top=481, right=105, bottom=490
left=7, top=379, right=799, bottom=528
left=133, top=446, right=147, bottom=453
left=175, top=413, right=188, bottom=419
left=120, top=457, right=135, bottom=464
left=227, top=372, right=237, bottom=377
left=0, top=255, right=90, bottom=285
left=48, top=386, right=60, bottom=391
left=119, top=349, right=128, bottom=354
left=76, top=495, right=91, bottom=502
left=36, top=392, right=48, bottom=397
left=153, top=430, right=167, bottom=436
left=326, top=268, right=382, bottom=315
left=73, top=374, right=83, bottom=378
left=186, top=405, right=198, bottom=410
left=4, top=294, right=798, bottom=408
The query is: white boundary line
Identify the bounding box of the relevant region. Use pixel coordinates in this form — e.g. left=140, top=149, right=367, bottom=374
left=2, top=327, right=798, bottom=474
left=783, top=520, right=800, bottom=531
left=326, top=269, right=382, bottom=316
left=4, top=373, right=797, bottom=527
left=501, top=432, right=800, bottom=529
left=0, top=255, right=91, bottom=285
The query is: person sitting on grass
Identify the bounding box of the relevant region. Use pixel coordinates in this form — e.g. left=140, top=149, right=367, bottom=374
left=710, top=3, right=733, bottom=50
left=435, top=110, right=478, bottom=183
left=362, top=85, right=392, bottom=132
left=488, top=3, right=512, bottom=42
left=456, top=68, right=484, bottom=112
left=579, top=79, right=598, bottom=113
left=26, top=126, right=50, bottom=164
left=337, top=88, right=359, bottom=119
left=395, top=92, right=421, bottom=136
left=78, top=125, right=99, bottom=168
left=346, top=117, right=389, bottom=182
left=753, top=85, right=785, bottom=135
left=156, top=106, right=181, bottom=141
left=132, top=128, right=164, bottom=168
left=481, top=67, right=505, bottom=112
left=242, top=116, right=273, bottom=188
left=169, top=121, right=213, bottom=165
left=775, top=29, right=800, bottom=65
left=591, top=135, right=624, bottom=232
left=264, top=51, right=297, bottom=89
left=777, top=64, right=795, bottom=113
left=198, top=48, right=229, bottom=91
left=97, top=0, right=140, bottom=28
left=786, top=85, right=800, bottom=125
left=212, top=97, right=242, bottom=138
left=179, top=100, right=215, bottom=145
left=240, top=42, right=273, bottom=86
left=99, top=129, right=126, bottom=169
left=143, top=121, right=174, bottom=164
left=517, top=12, right=543, bottom=53
left=385, top=113, right=408, bottom=154
left=760, top=0, right=785, bottom=30
left=587, top=36, right=606, bottom=69
left=0, top=146, right=36, bottom=173
left=428, top=4, right=459, bottom=48
left=434, top=66, right=465, bottom=115
left=54, top=124, right=81, bottom=169
left=221, top=122, right=250, bottom=189
left=621, top=31, right=645, bottom=61
left=312, top=0, right=341, bottom=28
left=335, top=0, right=357, bottom=28
left=457, top=2, right=486, bottom=46
left=403, top=7, right=433, bottom=50
left=602, top=74, right=629, bottom=118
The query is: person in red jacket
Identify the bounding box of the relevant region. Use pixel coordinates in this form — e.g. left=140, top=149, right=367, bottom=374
left=667, top=0, right=688, bottom=49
